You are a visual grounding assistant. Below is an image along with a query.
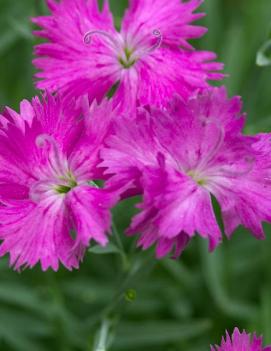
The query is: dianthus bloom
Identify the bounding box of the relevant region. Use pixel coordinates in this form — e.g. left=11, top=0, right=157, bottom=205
left=211, top=328, right=271, bottom=351
left=101, top=87, right=271, bottom=258
left=32, top=0, right=223, bottom=110
left=0, top=94, right=120, bottom=271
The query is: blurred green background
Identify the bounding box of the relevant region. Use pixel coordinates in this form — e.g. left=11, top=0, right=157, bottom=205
left=1, top=0, right=271, bottom=350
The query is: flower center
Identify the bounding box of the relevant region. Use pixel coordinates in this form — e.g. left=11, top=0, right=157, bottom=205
left=118, top=47, right=136, bottom=69
left=187, top=170, right=207, bottom=186
left=55, top=175, right=77, bottom=194
left=84, top=29, right=163, bottom=70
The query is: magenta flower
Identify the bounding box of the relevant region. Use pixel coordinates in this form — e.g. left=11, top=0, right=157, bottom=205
left=211, top=328, right=271, bottom=351
left=101, top=87, right=271, bottom=258
left=32, top=0, right=223, bottom=110
left=0, top=94, right=120, bottom=271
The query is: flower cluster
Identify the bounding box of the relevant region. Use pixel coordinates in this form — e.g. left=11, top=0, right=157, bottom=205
left=0, top=0, right=270, bottom=278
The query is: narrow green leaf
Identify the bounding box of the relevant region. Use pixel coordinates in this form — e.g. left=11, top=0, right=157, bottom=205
left=257, top=39, right=271, bottom=66
left=89, top=243, right=120, bottom=255
left=0, top=283, right=50, bottom=315
left=261, top=286, right=271, bottom=343
left=8, top=17, right=33, bottom=40
left=0, top=30, right=17, bottom=55
left=114, top=320, right=211, bottom=348
left=200, top=241, right=258, bottom=319
left=0, top=308, right=51, bottom=351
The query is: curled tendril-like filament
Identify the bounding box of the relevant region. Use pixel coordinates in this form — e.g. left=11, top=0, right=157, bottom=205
left=219, top=156, right=255, bottom=177
left=134, top=29, right=163, bottom=58
left=149, top=29, right=163, bottom=53
left=83, top=30, right=117, bottom=46
left=83, top=29, right=163, bottom=56
left=36, top=133, right=58, bottom=151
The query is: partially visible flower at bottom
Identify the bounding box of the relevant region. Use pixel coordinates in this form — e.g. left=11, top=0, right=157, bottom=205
left=211, top=328, right=271, bottom=351
left=0, top=94, right=121, bottom=271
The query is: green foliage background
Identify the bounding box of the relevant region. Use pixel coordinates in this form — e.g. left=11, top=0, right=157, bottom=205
left=1, top=0, right=271, bottom=350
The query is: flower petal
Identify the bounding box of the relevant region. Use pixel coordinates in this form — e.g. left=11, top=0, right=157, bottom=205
left=69, top=98, right=114, bottom=180
left=211, top=328, right=271, bottom=351
left=113, top=48, right=224, bottom=109
left=32, top=0, right=119, bottom=97
left=65, top=185, right=119, bottom=250
left=0, top=198, right=80, bottom=271
left=121, top=0, right=206, bottom=48
left=128, top=166, right=222, bottom=256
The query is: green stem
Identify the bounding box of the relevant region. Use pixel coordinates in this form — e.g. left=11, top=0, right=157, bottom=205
left=101, top=251, right=156, bottom=319
left=89, top=251, right=156, bottom=350
left=111, top=222, right=130, bottom=271
left=94, top=318, right=111, bottom=351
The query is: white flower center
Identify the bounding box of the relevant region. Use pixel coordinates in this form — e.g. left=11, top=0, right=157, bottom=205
left=187, top=169, right=207, bottom=186
left=83, top=29, right=163, bottom=70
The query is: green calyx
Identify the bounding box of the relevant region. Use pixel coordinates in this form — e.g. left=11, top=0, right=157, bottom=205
left=56, top=185, right=74, bottom=194
left=119, top=47, right=136, bottom=69
left=55, top=180, right=100, bottom=194
left=55, top=177, right=77, bottom=194
left=196, top=179, right=207, bottom=186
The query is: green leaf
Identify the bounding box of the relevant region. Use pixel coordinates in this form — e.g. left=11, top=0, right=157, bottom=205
left=257, top=39, right=271, bottom=66
left=160, top=259, right=196, bottom=289
left=89, top=243, right=120, bottom=255
left=114, top=320, right=211, bottom=348
left=0, top=283, right=51, bottom=315
left=0, top=30, right=17, bottom=56
left=200, top=241, right=258, bottom=319
left=8, top=17, right=33, bottom=40
left=261, top=286, right=271, bottom=343
left=0, top=308, right=51, bottom=351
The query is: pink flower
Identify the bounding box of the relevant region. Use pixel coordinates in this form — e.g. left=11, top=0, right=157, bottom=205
left=32, top=0, right=224, bottom=110
left=211, top=328, right=271, bottom=351
left=101, top=87, right=271, bottom=258
left=0, top=94, right=120, bottom=271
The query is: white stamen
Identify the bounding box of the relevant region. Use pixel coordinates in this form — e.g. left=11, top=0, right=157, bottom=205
left=83, top=29, right=163, bottom=63
left=149, top=29, right=163, bottom=53
left=83, top=30, right=117, bottom=46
